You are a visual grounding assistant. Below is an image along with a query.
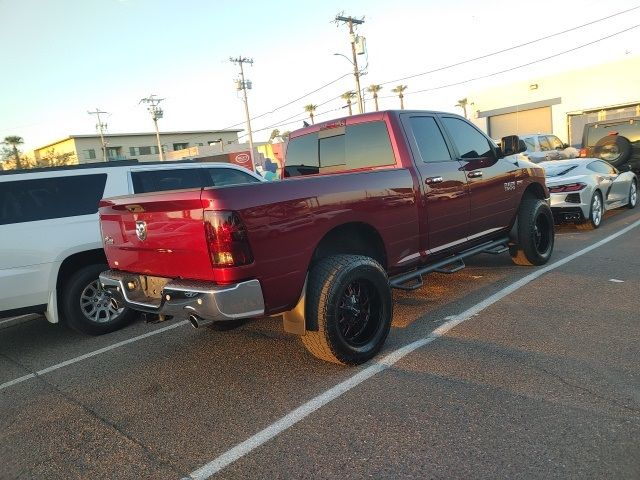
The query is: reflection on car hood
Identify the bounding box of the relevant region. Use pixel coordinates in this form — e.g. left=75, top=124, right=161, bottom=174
left=545, top=174, right=586, bottom=186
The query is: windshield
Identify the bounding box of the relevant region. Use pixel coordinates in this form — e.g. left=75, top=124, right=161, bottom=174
left=543, top=164, right=579, bottom=177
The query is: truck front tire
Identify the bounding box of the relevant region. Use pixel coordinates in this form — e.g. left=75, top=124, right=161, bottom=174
left=60, top=264, right=136, bottom=335
left=301, top=255, right=392, bottom=365
left=510, top=197, right=554, bottom=266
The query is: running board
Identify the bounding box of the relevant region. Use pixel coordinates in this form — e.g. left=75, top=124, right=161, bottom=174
left=390, top=237, right=509, bottom=291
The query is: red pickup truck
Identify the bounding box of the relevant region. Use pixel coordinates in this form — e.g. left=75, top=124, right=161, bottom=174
left=99, top=110, right=554, bottom=365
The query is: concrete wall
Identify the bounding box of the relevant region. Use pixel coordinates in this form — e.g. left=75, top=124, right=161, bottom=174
left=467, top=55, right=640, bottom=144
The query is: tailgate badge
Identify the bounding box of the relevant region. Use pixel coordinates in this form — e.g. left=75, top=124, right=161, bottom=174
left=136, top=221, right=147, bottom=241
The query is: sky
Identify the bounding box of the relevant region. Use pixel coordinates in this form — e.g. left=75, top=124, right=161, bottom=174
left=0, top=0, right=638, bottom=152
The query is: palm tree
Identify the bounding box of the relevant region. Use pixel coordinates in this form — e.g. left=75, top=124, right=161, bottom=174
left=341, top=91, right=357, bottom=116
left=304, top=104, right=317, bottom=124
left=391, top=85, right=408, bottom=110
left=269, top=129, right=281, bottom=143
left=3, top=135, right=24, bottom=169
left=281, top=130, right=290, bottom=141
left=455, top=98, right=468, bottom=118
left=367, top=84, right=383, bottom=111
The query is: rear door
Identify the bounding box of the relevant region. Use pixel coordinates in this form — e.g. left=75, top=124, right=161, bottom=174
left=439, top=115, right=517, bottom=240
left=401, top=113, right=469, bottom=252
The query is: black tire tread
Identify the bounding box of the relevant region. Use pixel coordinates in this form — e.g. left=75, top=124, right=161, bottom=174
left=510, top=196, right=554, bottom=266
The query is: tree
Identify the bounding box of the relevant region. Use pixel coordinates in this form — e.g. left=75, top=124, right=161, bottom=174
left=2, top=136, right=24, bottom=170
left=391, top=85, right=408, bottom=110
left=304, top=104, right=318, bottom=124
left=341, top=91, right=356, bottom=116
left=280, top=130, right=290, bottom=142
left=367, top=84, right=383, bottom=111
left=36, top=148, right=76, bottom=168
left=269, top=129, right=281, bottom=143
left=455, top=98, right=468, bottom=118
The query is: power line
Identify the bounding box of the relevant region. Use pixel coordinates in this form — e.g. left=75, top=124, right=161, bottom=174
left=379, top=4, right=640, bottom=87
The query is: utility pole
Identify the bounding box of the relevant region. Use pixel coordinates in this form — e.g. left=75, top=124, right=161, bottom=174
left=139, top=95, right=165, bottom=161
left=88, top=108, right=108, bottom=161
left=335, top=14, right=365, bottom=114
left=230, top=56, right=255, bottom=167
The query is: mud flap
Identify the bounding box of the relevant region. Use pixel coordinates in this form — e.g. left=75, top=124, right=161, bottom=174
left=282, top=276, right=308, bottom=335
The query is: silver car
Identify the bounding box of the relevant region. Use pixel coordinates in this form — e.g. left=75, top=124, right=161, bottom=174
left=540, top=158, right=637, bottom=229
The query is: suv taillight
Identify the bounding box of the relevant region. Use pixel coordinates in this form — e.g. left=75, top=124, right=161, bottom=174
left=579, top=148, right=587, bottom=157
left=204, top=211, right=253, bottom=267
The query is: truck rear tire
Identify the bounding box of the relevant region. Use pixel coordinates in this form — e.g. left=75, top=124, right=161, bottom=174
left=301, top=255, right=392, bottom=365
left=61, top=263, right=136, bottom=335
left=510, top=197, right=554, bottom=266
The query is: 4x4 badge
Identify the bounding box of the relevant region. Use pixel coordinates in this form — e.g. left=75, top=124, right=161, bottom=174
left=135, top=221, right=147, bottom=241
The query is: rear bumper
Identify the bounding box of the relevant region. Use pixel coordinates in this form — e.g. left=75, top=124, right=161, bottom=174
left=99, top=270, right=265, bottom=322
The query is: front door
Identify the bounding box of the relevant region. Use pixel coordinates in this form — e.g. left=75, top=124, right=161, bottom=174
left=402, top=114, right=469, bottom=253
left=439, top=116, right=517, bottom=240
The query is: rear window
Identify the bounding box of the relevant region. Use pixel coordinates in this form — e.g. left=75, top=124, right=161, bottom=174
left=586, top=119, right=640, bottom=146
left=284, top=120, right=395, bottom=177
left=0, top=174, right=107, bottom=225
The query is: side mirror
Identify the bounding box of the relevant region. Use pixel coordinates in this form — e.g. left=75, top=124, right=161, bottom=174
left=501, top=135, right=526, bottom=156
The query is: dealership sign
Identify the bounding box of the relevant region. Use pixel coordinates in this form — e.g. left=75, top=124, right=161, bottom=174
left=228, top=150, right=254, bottom=171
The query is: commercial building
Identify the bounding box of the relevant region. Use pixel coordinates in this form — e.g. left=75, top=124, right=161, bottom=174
left=467, top=55, right=640, bottom=146
left=33, top=129, right=241, bottom=164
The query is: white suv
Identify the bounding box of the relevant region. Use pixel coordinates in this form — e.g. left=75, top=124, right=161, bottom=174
left=0, top=161, right=263, bottom=334
left=519, top=134, right=577, bottom=163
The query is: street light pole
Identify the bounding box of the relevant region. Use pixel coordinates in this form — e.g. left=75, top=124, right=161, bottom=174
left=336, top=15, right=365, bottom=114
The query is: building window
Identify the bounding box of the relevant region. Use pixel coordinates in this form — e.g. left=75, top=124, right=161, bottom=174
left=197, top=143, right=204, bottom=146
left=173, top=143, right=188, bottom=151
left=82, top=149, right=96, bottom=160
left=129, top=146, right=160, bottom=156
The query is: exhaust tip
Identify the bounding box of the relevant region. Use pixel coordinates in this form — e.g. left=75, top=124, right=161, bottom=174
left=189, top=314, right=201, bottom=328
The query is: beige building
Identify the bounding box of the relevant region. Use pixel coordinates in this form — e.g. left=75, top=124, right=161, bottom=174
left=33, top=129, right=241, bottom=164
left=467, top=55, right=640, bottom=146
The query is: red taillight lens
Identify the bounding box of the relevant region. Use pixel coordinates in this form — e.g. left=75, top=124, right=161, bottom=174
left=548, top=183, right=586, bottom=193
left=204, top=210, right=253, bottom=267
left=579, top=148, right=587, bottom=158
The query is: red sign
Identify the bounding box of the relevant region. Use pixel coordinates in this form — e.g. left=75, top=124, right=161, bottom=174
left=228, top=151, right=254, bottom=171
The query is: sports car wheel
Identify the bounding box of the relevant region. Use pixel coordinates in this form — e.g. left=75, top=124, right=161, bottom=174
left=577, top=191, right=603, bottom=230
left=627, top=180, right=637, bottom=209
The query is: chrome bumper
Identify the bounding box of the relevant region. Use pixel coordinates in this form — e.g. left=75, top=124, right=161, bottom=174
left=99, top=270, right=265, bottom=321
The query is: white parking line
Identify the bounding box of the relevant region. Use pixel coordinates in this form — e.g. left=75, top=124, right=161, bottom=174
left=0, top=321, right=188, bottom=391
left=184, top=218, right=640, bottom=480
left=0, top=314, right=36, bottom=326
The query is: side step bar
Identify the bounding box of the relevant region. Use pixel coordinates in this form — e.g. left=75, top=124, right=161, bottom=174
left=390, top=237, right=510, bottom=291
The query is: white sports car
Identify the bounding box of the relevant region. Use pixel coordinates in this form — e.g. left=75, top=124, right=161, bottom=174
left=540, top=158, right=637, bottom=229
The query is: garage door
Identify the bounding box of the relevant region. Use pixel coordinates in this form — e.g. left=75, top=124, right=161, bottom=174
left=488, top=107, right=552, bottom=139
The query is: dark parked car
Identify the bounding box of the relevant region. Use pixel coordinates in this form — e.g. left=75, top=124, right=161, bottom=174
left=580, top=116, right=640, bottom=174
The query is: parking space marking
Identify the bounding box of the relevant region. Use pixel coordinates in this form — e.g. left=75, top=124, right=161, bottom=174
left=0, top=314, right=35, bottom=326
left=184, top=218, right=640, bottom=480
left=0, top=320, right=188, bottom=392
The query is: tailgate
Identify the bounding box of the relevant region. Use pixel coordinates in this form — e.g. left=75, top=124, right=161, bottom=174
left=99, top=189, right=214, bottom=280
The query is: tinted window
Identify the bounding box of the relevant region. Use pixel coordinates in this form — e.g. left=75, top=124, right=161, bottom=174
left=586, top=120, right=640, bottom=146
left=284, top=134, right=319, bottom=177
left=587, top=161, right=615, bottom=174
left=523, top=137, right=536, bottom=152
left=284, top=121, right=395, bottom=177
left=131, top=168, right=203, bottom=193
left=441, top=117, right=494, bottom=160
left=204, top=168, right=261, bottom=187
left=409, top=116, right=452, bottom=162
left=538, top=136, right=552, bottom=151
left=0, top=174, right=107, bottom=225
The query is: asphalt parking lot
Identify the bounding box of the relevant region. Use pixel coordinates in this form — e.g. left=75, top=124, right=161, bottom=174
left=1, top=209, right=639, bottom=480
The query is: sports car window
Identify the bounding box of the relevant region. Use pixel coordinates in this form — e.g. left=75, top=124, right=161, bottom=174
left=131, top=168, right=203, bottom=193
left=441, top=117, right=494, bottom=160
left=587, top=161, right=614, bottom=175
left=0, top=174, right=107, bottom=225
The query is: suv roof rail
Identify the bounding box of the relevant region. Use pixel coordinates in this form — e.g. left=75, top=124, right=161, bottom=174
left=0, top=158, right=210, bottom=176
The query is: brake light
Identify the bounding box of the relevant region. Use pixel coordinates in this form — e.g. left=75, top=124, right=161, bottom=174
left=548, top=183, right=586, bottom=193
left=204, top=211, right=253, bottom=267
left=579, top=148, right=587, bottom=158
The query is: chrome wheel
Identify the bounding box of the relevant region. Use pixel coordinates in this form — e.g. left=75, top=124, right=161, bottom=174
left=591, top=193, right=603, bottom=226
left=630, top=181, right=637, bottom=207
left=80, top=280, right=123, bottom=324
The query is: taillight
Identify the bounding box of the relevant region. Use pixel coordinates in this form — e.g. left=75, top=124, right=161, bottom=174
left=548, top=183, right=586, bottom=193
left=579, top=148, right=587, bottom=157
left=204, top=211, right=253, bottom=267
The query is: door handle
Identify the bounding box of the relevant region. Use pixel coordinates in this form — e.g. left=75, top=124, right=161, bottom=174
left=425, top=176, right=443, bottom=184
left=467, top=170, right=483, bottom=178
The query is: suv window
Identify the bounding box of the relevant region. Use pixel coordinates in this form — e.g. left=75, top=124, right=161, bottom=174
left=204, top=168, right=261, bottom=187
left=131, top=168, right=203, bottom=193
left=0, top=174, right=107, bottom=225
left=441, top=117, right=494, bottom=160
left=523, top=137, right=537, bottom=152
left=586, top=119, right=640, bottom=146
left=546, top=135, right=564, bottom=150
left=284, top=121, right=395, bottom=177
left=409, top=116, right=452, bottom=162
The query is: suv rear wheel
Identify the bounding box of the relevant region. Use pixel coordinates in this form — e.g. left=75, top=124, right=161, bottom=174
left=61, top=264, right=136, bottom=335
left=301, top=255, right=392, bottom=365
